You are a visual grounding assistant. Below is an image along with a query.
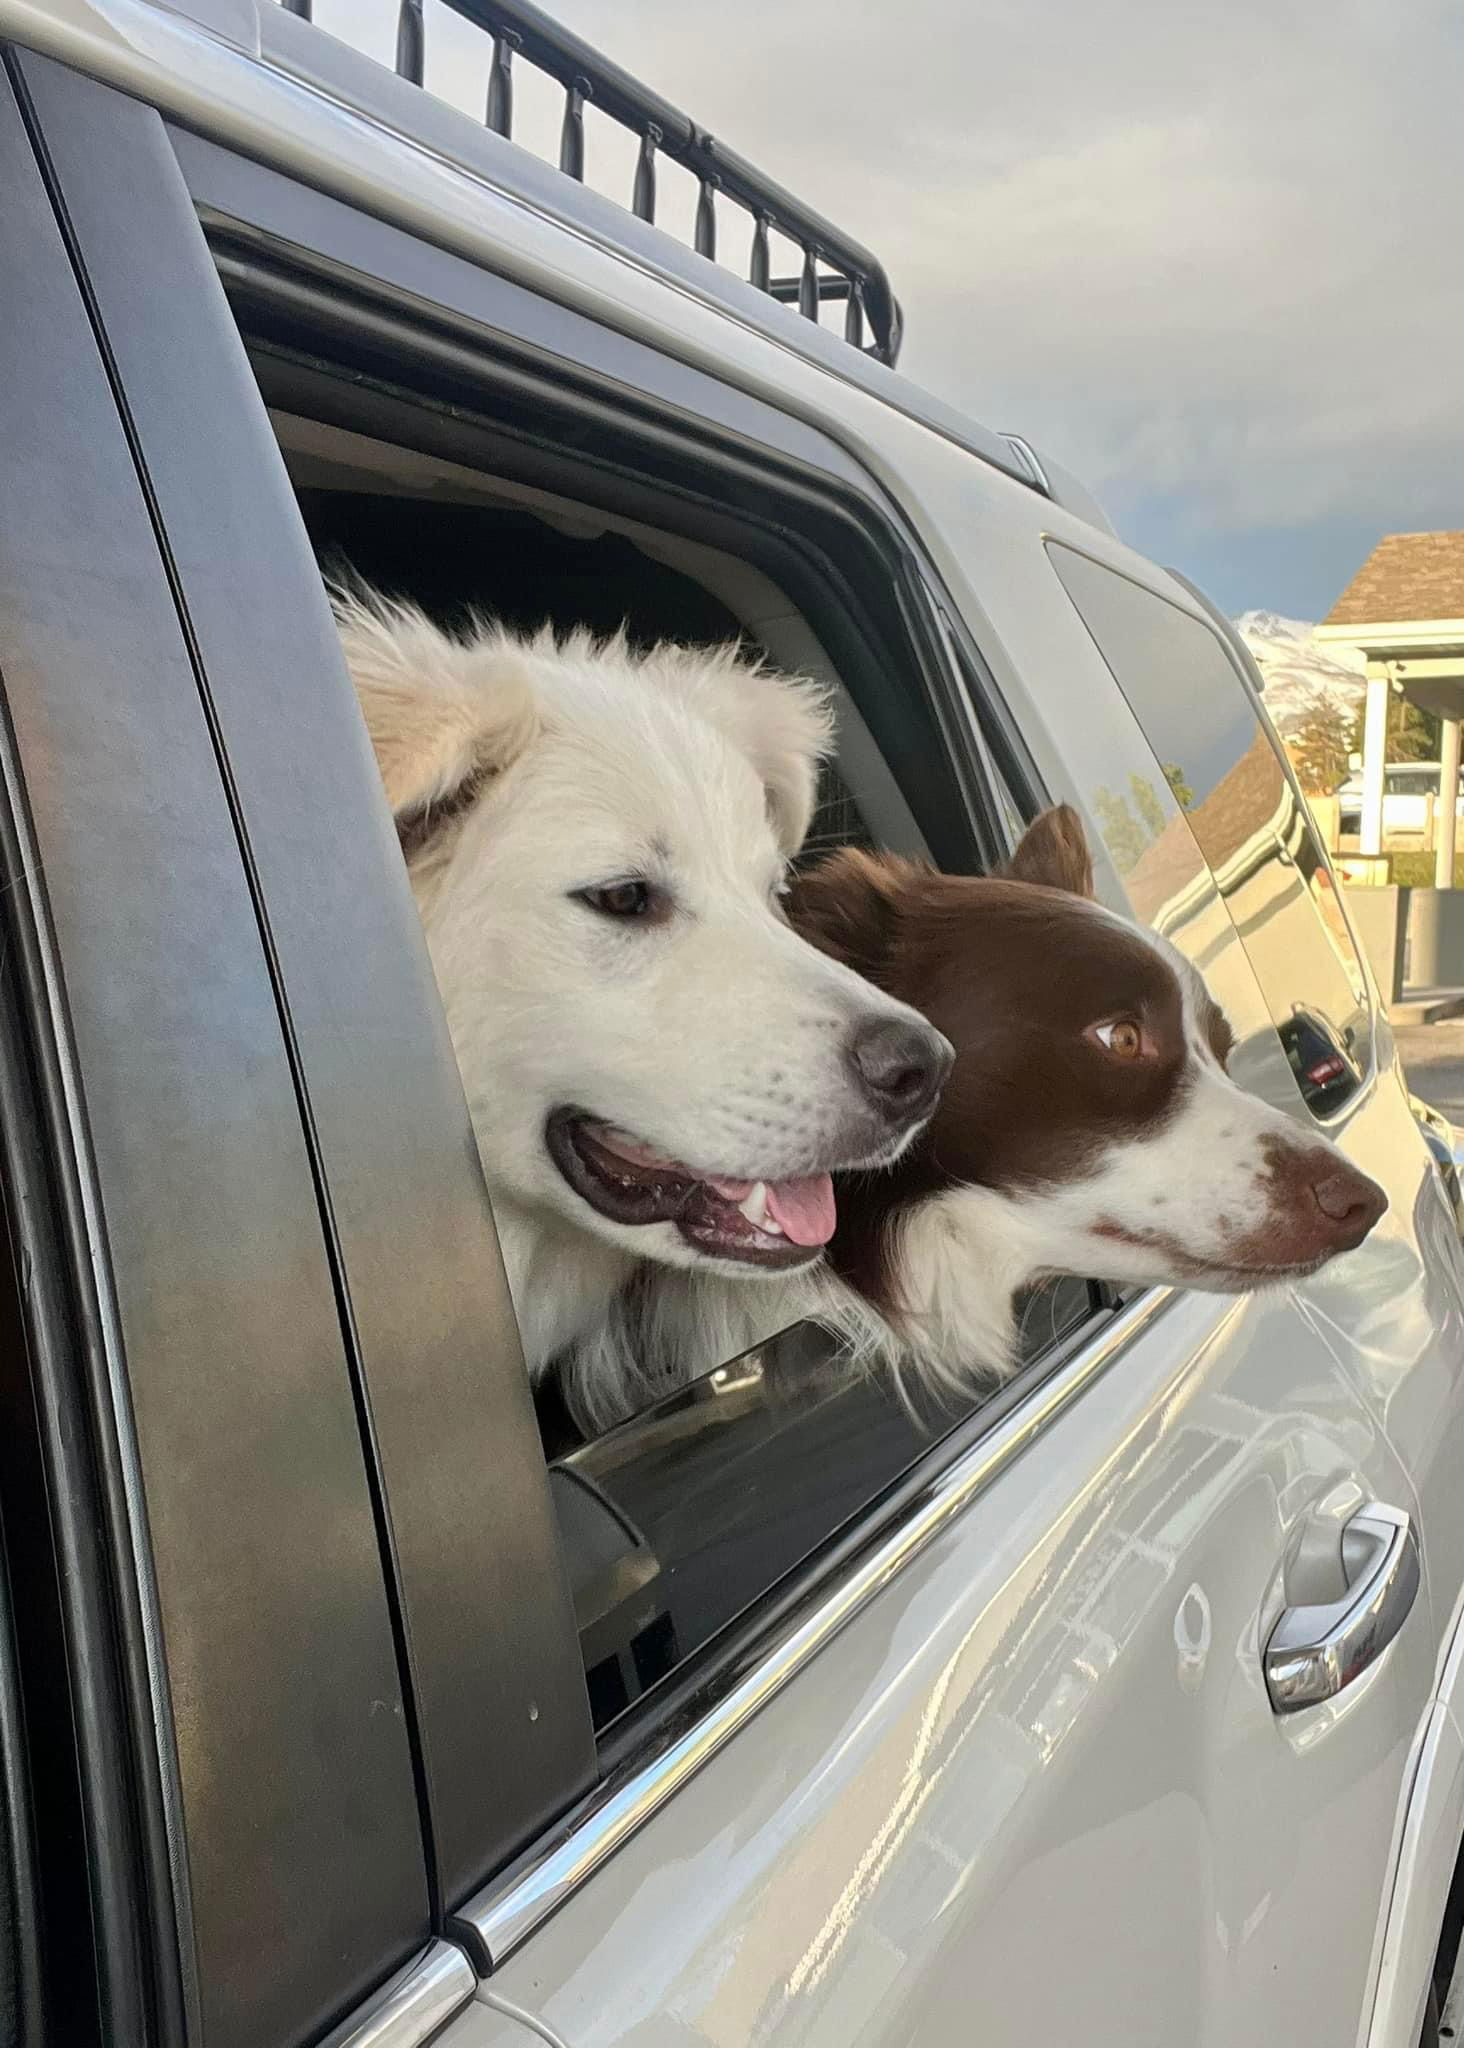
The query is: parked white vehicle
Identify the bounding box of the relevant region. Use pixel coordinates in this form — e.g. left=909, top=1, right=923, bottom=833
left=2, top=5, right=1463, bottom=2048
left=1339, top=760, right=1464, bottom=838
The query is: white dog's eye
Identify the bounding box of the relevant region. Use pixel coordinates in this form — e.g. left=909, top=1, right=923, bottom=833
left=573, top=878, right=667, bottom=922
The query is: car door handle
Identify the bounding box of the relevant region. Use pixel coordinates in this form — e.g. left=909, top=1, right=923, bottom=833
left=1264, top=1503, right=1420, bottom=1714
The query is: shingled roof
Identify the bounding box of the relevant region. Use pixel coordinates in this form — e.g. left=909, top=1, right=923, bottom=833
left=1325, top=531, right=1464, bottom=627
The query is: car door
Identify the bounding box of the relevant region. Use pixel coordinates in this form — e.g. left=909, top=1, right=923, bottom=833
left=933, top=492, right=1459, bottom=2039
left=471, top=1292, right=1429, bottom=2048
left=0, top=60, right=432, bottom=2045
left=671, top=423, right=1448, bottom=2043
left=857, top=399, right=1464, bottom=1712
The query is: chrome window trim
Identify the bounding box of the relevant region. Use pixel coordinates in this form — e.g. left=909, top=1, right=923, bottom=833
left=323, top=1940, right=476, bottom=2048
left=456, top=1283, right=1179, bottom=1970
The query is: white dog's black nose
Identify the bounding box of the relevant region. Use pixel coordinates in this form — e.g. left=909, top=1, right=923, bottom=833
left=846, top=1016, right=953, bottom=1125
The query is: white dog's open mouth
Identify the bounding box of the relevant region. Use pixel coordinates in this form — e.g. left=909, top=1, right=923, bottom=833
left=546, top=1109, right=834, bottom=1268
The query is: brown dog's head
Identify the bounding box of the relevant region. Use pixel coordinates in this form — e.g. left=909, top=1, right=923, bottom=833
left=787, top=806, right=1386, bottom=1315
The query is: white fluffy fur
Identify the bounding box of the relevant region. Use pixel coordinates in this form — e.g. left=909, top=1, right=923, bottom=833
left=336, top=584, right=941, bottom=1390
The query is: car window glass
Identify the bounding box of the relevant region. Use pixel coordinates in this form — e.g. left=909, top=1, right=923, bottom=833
left=550, top=1275, right=1099, bottom=1731
left=1049, top=545, right=1372, bottom=1120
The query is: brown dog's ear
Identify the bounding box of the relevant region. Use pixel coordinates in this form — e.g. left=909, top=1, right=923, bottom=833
left=786, top=847, right=920, bottom=982
left=1003, top=803, right=1095, bottom=898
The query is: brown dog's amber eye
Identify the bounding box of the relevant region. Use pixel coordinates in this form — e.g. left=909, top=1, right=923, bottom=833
left=1094, top=1019, right=1145, bottom=1060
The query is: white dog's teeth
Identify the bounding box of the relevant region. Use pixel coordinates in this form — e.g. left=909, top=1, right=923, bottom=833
left=738, top=1181, right=772, bottom=1229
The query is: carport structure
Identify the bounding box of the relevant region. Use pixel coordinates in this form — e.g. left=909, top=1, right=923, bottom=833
left=1316, top=531, right=1464, bottom=887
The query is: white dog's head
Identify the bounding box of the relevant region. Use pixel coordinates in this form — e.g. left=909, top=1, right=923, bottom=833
left=337, top=587, right=953, bottom=1289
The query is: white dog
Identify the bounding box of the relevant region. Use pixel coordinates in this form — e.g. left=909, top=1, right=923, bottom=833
left=336, top=586, right=952, bottom=1411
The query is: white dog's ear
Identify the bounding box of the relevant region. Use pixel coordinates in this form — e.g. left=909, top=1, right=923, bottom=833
left=333, top=584, right=537, bottom=844
left=739, top=672, right=836, bottom=855
left=641, top=641, right=833, bottom=855
left=687, top=654, right=835, bottom=856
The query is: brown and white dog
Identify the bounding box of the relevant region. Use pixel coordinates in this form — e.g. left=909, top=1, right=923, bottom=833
left=568, top=804, right=1387, bottom=1426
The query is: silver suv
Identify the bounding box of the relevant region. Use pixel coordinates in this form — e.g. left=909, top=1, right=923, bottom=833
left=0, top=6, right=1461, bottom=2047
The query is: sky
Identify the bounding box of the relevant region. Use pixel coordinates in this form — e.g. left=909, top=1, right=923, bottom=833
left=310, top=0, right=1464, bottom=622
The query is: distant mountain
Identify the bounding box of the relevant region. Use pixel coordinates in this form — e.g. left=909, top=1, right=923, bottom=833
left=1233, top=611, right=1366, bottom=737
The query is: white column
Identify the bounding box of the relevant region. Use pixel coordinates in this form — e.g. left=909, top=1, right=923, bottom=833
left=1436, top=715, right=1462, bottom=889
left=1360, top=666, right=1390, bottom=856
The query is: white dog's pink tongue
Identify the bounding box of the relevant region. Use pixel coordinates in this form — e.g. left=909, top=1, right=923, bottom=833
left=763, top=1173, right=837, bottom=1247
left=703, top=1172, right=836, bottom=1245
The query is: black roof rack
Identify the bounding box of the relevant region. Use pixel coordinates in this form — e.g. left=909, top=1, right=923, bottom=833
left=277, top=0, right=904, bottom=366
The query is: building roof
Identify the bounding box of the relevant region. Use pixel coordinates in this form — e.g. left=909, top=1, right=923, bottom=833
left=1325, top=531, right=1464, bottom=627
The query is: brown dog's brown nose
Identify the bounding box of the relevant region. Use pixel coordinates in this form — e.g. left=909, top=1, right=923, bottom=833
left=1310, top=1165, right=1387, bottom=1248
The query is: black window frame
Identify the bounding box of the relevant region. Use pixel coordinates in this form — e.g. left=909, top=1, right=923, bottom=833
left=0, top=1132, right=43, bottom=2048
left=178, top=198, right=997, bottom=880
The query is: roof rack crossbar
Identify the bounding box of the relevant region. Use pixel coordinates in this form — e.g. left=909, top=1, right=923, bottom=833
left=768, top=271, right=868, bottom=348
left=268, top=0, right=902, bottom=366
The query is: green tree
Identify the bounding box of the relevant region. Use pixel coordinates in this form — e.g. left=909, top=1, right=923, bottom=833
left=1163, top=763, right=1195, bottom=810
left=1287, top=703, right=1352, bottom=795
left=1347, top=691, right=1439, bottom=766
